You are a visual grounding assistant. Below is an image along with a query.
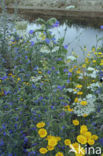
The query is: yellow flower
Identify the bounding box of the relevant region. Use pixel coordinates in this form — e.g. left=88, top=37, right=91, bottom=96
left=39, top=33, right=46, bottom=40
left=47, top=145, right=54, bottom=151
left=76, top=84, right=82, bottom=89
left=72, top=120, right=79, bottom=126
left=92, top=48, right=95, bottom=52
left=76, top=69, right=81, bottom=74
left=68, top=107, right=74, bottom=112
left=64, top=105, right=70, bottom=110
left=74, top=97, right=79, bottom=103
left=77, top=135, right=87, bottom=144
left=55, top=152, right=64, bottom=156
left=71, top=142, right=79, bottom=149
left=75, top=147, right=85, bottom=156
left=88, top=139, right=95, bottom=145
left=17, top=78, right=21, bottom=81
left=64, top=139, right=71, bottom=146
left=69, top=68, right=73, bottom=72
left=74, top=65, right=77, bottom=68
left=98, top=52, right=102, bottom=55
left=85, top=58, right=89, bottom=64
left=92, top=60, right=96, bottom=63
left=100, top=62, right=103, bottom=66
left=56, top=136, right=61, bottom=141
left=82, top=64, right=86, bottom=68
left=80, top=101, right=87, bottom=106
left=36, top=122, right=45, bottom=128
left=80, top=125, right=88, bottom=134
left=91, top=135, right=98, bottom=141
left=39, top=148, right=48, bottom=154
left=20, top=98, right=24, bottom=101
left=84, top=131, right=92, bottom=140
left=0, top=90, right=4, bottom=96
left=48, top=136, right=58, bottom=147
left=38, top=71, right=42, bottom=74
left=75, top=145, right=86, bottom=156
left=73, top=89, right=77, bottom=92
left=38, top=128, right=47, bottom=138
left=92, top=80, right=95, bottom=82
left=83, top=114, right=88, bottom=117
left=77, top=92, right=83, bottom=95
left=8, top=73, right=13, bottom=76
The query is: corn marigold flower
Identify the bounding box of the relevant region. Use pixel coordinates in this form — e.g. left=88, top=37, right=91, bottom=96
left=72, top=119, right=79, bottom=126
left=71, top=142, right=79, bottom=149
left=75, top=146, right=85, bottom=156
left=74, top=97, right=79, bottom=103
left=100, top=62, right=103, bottom=66
left=84, top=131, right=92, bottom=140
left=55, top=152, right=64, bottom=156
left=68, top=107, right=74, bottom=112
left=77, top=92, right=83, bottom=95
left=47, top=136, right=58, bottom=147
left=38, top=128, right=47, bottom=138
left=76, top=84, right=82, bottom=89
left=76, top=69, right=81, bottom=74
left=77, top=135, right=87, bottom=144
left=80, top=101, right=87, bottom=106
left=38, top=71, right=42, bottom=74
left=47, top=145, right=54, bottom=151
left=92, top=60, right=96, bottom=63
left=64, top=139, right=71, bottom=146
left=82, top=64, right=86, bottom=68
left=88, top=139, right=95, bottom=145
left=83, top=114, right=88, bottom=117
left=36, top=122, right=45, bottom=128
left=39, top=148, right=48, bottom=154
left=80, top=125, right=88, bottom=132
left=91, top=135, right=98, bottom=141
left=56, top=137, right=61, bottom=141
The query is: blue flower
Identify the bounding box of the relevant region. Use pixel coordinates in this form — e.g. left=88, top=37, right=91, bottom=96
left=57, top=85, right=63, bottom=90
left=52, top=66, right=55, bottom=70
left=32, top=84, right=36, bottom=89
left=0, top=139, right=4, bottom=146
left=64, top=68, right=68, bottom=72
left=25, top=56, right=28, bottom=59
left=1, top=76, right=8, bottom=80
left=99, top=138, right=103, bottom=146
left=3, top=132, right=6, bottom=136
left=100, top=25, right=103, bottom=29
left=31, top=41, right=35, bottom=46
left=8, top=154, right=13, bottom=156
left=29, top=30, right=34, bottom=34
left=47, top=70, right=51, bottom=74
left=57, top=58, right=62, bottom=61
left=52, top=21, right=60, bottom=27
left=64, top=45, right=68, bottom=49
left=2, top=124, right=6, bottom=129
left=67, top=79, right=70, bottom=83
left=45, top=38, right=50, bottom=44
left=68, top=72, right=72, bottom=77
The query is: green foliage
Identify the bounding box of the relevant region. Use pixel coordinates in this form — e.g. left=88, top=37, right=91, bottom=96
left=0, top=6, right=103, bottom=156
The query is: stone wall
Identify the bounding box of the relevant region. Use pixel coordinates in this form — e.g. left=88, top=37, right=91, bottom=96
left=5, top=0, right=103, bottom=10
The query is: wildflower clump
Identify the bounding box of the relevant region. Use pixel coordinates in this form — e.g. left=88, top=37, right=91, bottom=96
left=0, top=12, right=103, bottom=156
